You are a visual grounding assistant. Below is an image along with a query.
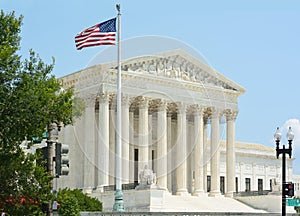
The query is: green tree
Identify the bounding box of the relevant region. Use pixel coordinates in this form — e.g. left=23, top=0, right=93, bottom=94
left=0, top=10, right=82, bottom=215
left=57, top=188, right=102, bottom=215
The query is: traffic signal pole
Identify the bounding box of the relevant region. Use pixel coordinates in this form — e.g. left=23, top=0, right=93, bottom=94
left=47, top=123, right=57, bottom=216
left=46, top=122, right=62, bottom=216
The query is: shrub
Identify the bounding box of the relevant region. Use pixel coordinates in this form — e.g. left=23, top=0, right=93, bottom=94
left=56, top=188, right=102, bottom=215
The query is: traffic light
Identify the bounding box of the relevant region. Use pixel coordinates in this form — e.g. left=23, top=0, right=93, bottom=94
left=283, top=182, right=294, bottom=197
left=55, top=143, right=69, bottom=176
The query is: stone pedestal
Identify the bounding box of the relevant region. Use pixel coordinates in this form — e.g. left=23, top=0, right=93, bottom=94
left=94, top=189, right=169, bottom=212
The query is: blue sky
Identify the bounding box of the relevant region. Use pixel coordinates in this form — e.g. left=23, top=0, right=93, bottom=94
left=2, top=1, right=300, bottom=174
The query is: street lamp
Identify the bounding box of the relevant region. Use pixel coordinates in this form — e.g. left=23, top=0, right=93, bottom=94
left=274, top=126, right=294, bottom=216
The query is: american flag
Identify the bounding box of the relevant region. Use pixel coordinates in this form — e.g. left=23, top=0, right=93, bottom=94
left=75, top=18, right=116, bottom=50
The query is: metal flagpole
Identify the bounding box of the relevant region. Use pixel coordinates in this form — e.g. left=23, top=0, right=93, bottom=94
left=113, top=4, right=125, bottom=211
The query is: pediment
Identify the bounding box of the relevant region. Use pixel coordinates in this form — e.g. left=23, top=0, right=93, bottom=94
left=116, top=49, right=245, bottom=95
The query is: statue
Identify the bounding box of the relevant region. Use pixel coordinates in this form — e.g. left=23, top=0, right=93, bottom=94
left=139, top=165, right=156, bottom=185
left=136, top=165, right=157, bottom=190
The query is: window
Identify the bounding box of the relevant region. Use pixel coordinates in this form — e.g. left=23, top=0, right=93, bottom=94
left=207, top=176, right=211, bottom=192
left=270, top=179, right=272, bottom=191
left=134, top=149, right=138, bottom=184
left=258, top=179, right=263, bottom=194
left=152, top=150, right=155, bottom=173
left=220, top=176, right=225, bottom=194
left=245, top=178, right=251, bottom=192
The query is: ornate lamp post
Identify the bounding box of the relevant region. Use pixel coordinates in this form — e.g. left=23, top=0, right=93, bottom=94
left=274, top=126, right=294, bottom=216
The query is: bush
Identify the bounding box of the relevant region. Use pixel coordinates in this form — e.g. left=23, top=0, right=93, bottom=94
left=56, top=188, right=102, bottom=215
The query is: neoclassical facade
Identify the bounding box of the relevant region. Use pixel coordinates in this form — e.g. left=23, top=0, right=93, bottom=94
left=56, top=49, right=291, bottom=199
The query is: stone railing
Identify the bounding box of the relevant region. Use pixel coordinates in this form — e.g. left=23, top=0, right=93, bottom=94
left=103, top=183, right=139, bottom=192
left=233, top=190, right=271, bottom=197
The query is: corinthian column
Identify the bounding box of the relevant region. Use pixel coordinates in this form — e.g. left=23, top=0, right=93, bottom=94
left=193, top=105, right=205, bottom=196
left=97, top=93, right=109, bottom=190
left=209, top=108, right=221, bottom=197
left=176, top=102, right=188, bottom=195
left=167, top=112, right=172, bottom=192
left=203, top=115, right=208, bottom=192
left=109, top=101, right=116, bottom=185
left=156, top=100, right=168, bottom=189
left=138, top=97, right=149, bottom=179
left=129, top=109, right=135, bottom=183
left=122, top=95, right=130, bottom=184
left=225, top=110, right=238, bottom=197
left=83, top=96, right=96, bottom=193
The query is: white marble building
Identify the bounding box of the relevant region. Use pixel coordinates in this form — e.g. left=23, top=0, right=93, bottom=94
left=56, top=49, right=295, bottom=199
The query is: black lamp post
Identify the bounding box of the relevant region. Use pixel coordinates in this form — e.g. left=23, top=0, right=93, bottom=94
left=274, top=126, right=294, bottom=216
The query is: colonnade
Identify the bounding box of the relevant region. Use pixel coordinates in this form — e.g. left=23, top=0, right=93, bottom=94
left=78, top=93, right=238, bottom=197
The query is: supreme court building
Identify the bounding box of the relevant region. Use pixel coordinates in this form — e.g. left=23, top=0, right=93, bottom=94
left=56, top=49, right=294, bottom=202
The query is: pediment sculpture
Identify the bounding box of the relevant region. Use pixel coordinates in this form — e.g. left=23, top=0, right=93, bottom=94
left=119, top=52, right=238, bottom=91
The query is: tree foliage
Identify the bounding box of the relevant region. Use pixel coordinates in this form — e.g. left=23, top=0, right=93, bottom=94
left=0, top=10, right=81, bottom=214
left=56, top=188, right=102, bottom=215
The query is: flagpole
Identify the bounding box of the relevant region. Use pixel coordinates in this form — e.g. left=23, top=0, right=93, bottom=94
left=113, top=4, right=125, bottom=212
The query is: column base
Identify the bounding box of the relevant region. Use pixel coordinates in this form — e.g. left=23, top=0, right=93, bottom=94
left=95, top=185, right=105, bottom=193
left=193, top=190, right=207, bottom=196
left=209, top=190, right=222, bottom=197
left=225, top=191, right=234, bottom=198
left=82, top=187, right=93, bottom=194
left=176, top=188, right=190, bottom=196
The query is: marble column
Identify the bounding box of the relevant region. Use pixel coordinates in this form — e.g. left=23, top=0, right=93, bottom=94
left=97, top=93, right=110, bottom=190
left=252, top=163, right=257, bottom=191
left=148, top=114, right=153, bottom=171
left=129, top=109, right=135, bottom=183
left=193, top=105, right=205, bottom=196
left=167, top=113, right=172, bottom=192
left=225, top=110, right=237, bottom=197
left=209, top=108, right=221, bottom=197
left=187, top=121, right=193, bottom=193
left=156, top=100, right=168, bottom=189
left=176, top=102, right=188, bottom=195
left=240, top=162, right=245, bottom=191
left=203, top=116, right=208, bottom=192
left=264, top=165, right=269, bottom=190
left=83, top=96, right=96, bottom=193
left=138, top=97, right=149, bottom=178
left=122, top=95, right=130, bottom=184
left=109, top=103, right=116, bottom=185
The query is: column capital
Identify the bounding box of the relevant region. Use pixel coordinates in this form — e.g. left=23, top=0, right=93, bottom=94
left=176, top=102, right=187, bottom=114
left=137, top=96, right=149, bottom=109
left=210, top=107, right=223, bottom=119
left=98, top=92, right=110, bottom=104
left=109, top=94, right=117, bottom=110
left=121, top=94, right=131, bottom=107
left=157, top=99, right=167, bottom=112
left=225, top=109, right=238, bottom=121
left=190, top=104, right=204, bottom=116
